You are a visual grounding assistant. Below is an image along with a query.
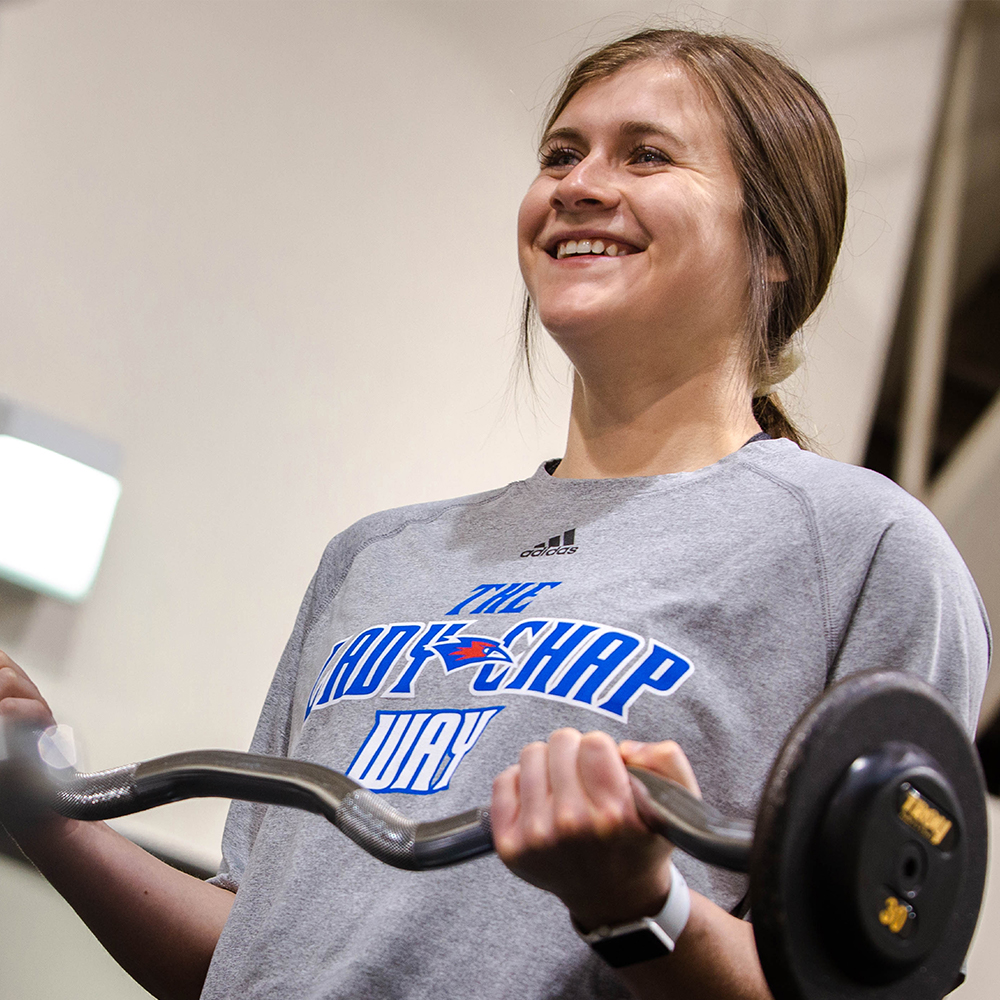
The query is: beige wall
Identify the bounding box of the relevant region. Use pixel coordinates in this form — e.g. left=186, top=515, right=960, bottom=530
left=4, top=3, right=996, bottom=998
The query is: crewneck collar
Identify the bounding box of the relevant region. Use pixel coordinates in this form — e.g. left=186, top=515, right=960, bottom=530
left=538, top=433, right=780, bottom=487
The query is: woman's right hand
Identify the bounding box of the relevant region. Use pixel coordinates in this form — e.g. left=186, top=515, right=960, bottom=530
left=0, top=648, right=57, bottom=729
left=3, top=649, right=235, bottom=999
left=0, top=648, right=76, bottom=842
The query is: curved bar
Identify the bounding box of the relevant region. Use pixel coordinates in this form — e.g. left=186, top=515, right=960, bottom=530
left=49, top=749, right=494, bottom=871
left=627, top=767, right=753, bottom=872
left=38, top=746, right=747, bottom=873
left=413, top=808, right=494, bottom=868
left=136, top=751, right=361, bottom=820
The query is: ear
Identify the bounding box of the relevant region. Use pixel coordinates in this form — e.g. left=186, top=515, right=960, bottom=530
left=766, top=254, right=789, bottom=283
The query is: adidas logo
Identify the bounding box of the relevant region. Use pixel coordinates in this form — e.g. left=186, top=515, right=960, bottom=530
left=520, top=529, right=578, bottom=558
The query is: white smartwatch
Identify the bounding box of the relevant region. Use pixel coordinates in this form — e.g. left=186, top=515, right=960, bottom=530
left=574, top=862, right=691, bottom=968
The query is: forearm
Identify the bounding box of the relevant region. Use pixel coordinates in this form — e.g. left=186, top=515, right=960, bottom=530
left=614, top=892, right=772, bottom=1000
left=12, top=817, right=234, bottom=1000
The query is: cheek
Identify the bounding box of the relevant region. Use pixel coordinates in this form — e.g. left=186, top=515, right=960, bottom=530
left=517, top=180, right=549, bottom=250
left=706, top=210, right=751, bottom=290
left=701, top=187, right=747, bottom=269
left=655, top=193, right=746, bottom=278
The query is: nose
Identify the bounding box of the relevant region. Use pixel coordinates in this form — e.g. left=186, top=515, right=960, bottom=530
left=550, top=156, right=620, bottom=214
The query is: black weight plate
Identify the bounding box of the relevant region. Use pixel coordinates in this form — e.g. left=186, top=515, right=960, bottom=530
left=751, top=671, right=987, bottom=1000
left=817, top=742, right=966, bottom=974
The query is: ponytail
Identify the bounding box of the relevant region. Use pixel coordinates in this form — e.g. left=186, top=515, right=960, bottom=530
left=752, top=393, right=805, bottom=447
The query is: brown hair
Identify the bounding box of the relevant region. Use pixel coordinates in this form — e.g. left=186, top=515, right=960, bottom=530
left=522, top=28, right=847, bottom=446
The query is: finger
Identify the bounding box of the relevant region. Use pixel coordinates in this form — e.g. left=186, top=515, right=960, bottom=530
left=0, top=655, right=56, bottom=723
left=0, top=669, right=52, bottom=717
left=517, top=741, right=553, bottom=842
left=546, top=728, right=587, bottom=832
left=577, top=730, right=637, bottom=824
left=0, top=658, right=48, bottom=705
left=620, top=739, right=701, bottom=797
left=0, top=665, right=38, bottom=697
left=490, top=765, right=521, bottom=853
left=0, top=696, right=56, bottom=728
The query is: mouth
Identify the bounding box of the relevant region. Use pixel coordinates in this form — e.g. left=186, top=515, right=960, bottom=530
left=546, top=235, right=642, bottom=260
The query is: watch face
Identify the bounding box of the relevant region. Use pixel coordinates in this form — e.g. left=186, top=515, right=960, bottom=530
left=591, top=926, right=674, bottom=968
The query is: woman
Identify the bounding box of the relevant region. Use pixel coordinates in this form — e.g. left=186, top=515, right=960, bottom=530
left=0, top=27, right=988, bottom=1000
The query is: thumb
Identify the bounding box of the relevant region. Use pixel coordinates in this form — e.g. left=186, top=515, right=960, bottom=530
left=619, top=739, right=701, bottom=798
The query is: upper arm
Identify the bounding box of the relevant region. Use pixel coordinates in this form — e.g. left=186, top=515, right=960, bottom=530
left=209, top=548, right=333, bottom=889
left=828, top=514, right=991, bottom=735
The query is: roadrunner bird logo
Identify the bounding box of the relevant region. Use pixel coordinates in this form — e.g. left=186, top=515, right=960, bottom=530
left=432, top=636, right=514, bottom=672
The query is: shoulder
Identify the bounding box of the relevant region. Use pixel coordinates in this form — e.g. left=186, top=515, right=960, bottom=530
left=732, top=439, right=982, bottom=620
left=737, top=439, right=987, bottom=642
left=741, top=442, right=989, bottom=720
left=736, top=438, right=945, bottom=542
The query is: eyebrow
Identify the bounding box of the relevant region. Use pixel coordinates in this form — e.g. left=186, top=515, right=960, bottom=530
left=539, top=119, right=689, bottom=152
left=619, top=120, right=689, bottom=149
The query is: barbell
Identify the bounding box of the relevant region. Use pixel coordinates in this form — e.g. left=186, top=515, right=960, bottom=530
left=0, top=670, right=988, bottom=1000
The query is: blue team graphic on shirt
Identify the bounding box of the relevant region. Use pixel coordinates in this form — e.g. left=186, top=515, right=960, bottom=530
left=305, top=582, right=693, bottom=726
left=346, top=706, right=503, bottom=794
left=306, top=583, right=693, bottom=792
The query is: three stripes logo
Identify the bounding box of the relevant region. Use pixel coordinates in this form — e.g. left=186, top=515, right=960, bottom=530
left=521, top=528, right=577, bottom=558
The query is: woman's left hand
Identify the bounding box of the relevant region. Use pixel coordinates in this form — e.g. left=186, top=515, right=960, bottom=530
left=491, top=728, right=700, bottom=932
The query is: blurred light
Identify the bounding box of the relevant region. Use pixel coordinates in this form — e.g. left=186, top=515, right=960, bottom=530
left=37, top=724, right=78, bottom=770
left=0, top=399, right=121, bottom=602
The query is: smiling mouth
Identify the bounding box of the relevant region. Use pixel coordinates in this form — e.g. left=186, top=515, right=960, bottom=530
left=551, top=238, right=640, bottom=259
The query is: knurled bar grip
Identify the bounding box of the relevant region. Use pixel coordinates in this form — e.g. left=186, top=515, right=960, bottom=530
left=51, top=750, right=492, bottom=871
left=47, top=750, right=752, bottom=872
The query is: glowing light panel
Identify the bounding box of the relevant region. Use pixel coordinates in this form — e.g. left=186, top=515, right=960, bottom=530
left=0, top=434, right=121, bottom=601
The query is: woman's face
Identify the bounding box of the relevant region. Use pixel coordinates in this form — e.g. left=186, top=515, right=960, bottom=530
left=518, top=60, right=749, bottom=371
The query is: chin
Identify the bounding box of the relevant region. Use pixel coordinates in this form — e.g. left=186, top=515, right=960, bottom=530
left=534, top=293, right=618, bottom=339
left=536, top=310, right=612, bottom=348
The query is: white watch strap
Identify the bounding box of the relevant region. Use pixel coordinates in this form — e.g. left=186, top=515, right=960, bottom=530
left=652, top=861, right=691, bottom=948
left=575, top=860, right=692, bottom=958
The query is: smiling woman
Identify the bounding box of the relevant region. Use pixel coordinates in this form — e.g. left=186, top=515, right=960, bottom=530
left=520, top=31, right=846, bottom=469
left=0, top=23, right=988, bottom=1000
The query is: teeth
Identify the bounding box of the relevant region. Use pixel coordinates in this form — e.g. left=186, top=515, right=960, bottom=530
left=555, top=239, right=627, bottom=258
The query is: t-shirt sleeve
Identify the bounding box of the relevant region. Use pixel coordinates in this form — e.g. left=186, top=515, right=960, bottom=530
left=207, top=557, right=324, bottom=891
left=828, top=511, right=991, bottom=736
left=205, top=508, right=414, bottom=890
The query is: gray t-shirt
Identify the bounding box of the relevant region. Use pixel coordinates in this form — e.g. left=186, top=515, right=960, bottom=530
left=201, top=438, right=989, bottom=1000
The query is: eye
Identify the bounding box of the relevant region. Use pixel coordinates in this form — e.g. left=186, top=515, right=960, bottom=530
left=630, top=145, right=671, bottom=166
left=539, top=146, right=582, bottom=170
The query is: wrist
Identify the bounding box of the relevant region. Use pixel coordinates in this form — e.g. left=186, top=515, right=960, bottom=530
left=573, top=861, right=691, bottom=968
left=7, top=812, right=89, bottom=866
left=568, top=856, right=674, bottom=933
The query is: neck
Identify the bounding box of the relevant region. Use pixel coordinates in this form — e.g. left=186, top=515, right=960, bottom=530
left=552, top=361, right=761, bottom=480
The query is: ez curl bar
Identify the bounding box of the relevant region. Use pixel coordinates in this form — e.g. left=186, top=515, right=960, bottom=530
left=0, top=671, right=988, bottom=1000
